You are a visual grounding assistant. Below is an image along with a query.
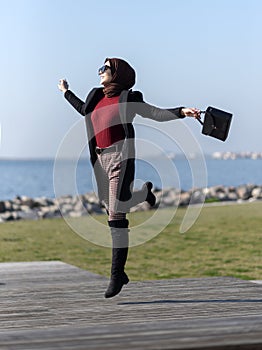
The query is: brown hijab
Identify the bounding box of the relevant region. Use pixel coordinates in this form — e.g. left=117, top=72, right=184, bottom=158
left=103, top=57, right=136, bottom=97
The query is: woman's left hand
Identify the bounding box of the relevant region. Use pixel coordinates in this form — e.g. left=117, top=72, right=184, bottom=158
left=181, top=108, right=201, bottom=118
left=58, top=79, right=69, bottom=93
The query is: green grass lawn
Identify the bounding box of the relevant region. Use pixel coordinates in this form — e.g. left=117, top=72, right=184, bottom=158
left=0, top=202, right=261, bottom=280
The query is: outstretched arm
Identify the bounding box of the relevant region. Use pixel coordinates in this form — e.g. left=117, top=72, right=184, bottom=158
left=58, top=79, right=85, bottom=116
left=130, top=92, right=200, bottom=122
left=136, top=102, right=184, bottom=121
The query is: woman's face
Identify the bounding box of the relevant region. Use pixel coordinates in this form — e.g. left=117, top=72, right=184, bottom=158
left=99, top=60, right=113, bottom=86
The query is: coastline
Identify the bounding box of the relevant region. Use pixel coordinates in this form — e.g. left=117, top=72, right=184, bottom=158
left=0, top=184, right=261, bottom=223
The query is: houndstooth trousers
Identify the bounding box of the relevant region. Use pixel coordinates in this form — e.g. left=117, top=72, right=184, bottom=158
left=96, top=149, right=147, bottom=222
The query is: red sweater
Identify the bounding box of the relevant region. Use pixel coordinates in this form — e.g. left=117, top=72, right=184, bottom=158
left=91, top=95, right=125, bottom=148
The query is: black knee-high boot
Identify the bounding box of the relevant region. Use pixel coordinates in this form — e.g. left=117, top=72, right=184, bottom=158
left=104, top=219, right=129, bottom=298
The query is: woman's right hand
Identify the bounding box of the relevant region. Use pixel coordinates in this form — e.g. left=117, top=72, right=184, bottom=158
left=181, top=108, right=201, bottom=118
left=58, top=79, right=69, bottom=93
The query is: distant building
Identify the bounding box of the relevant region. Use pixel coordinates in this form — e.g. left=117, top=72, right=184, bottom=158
left=212, top=152, right=262, bottom=160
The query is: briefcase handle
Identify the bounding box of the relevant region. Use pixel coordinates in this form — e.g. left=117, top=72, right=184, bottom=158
left=196, top=111, right=206, bottom=126
left=196, top=111, right=217, bottom=135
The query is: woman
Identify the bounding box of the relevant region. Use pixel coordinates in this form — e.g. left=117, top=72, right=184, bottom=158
left=58, top=57, right=200, bottom=298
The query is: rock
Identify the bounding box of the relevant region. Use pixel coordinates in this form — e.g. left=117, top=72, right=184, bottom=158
left=73, top=201, right=86, bottom=213
left=179, top=191, right=191, bottom=206
left=248, top=197, right=258, bottom=203
left=0, top=212, right=17, bottom=221
left=12, top=203, right=21, bottom=211
left=59, top=203, right=74, bottom=215
left=20, top=205, right=32, bottom=212
left=88, top=193, right=100, bottom=205
left=84, top=203, right=94, bottom=213
left=38, top=206, right=61, bottom=219
left=17, top=210, right=39, bottom=221
left=236, top=184, right=254, bottom=200
left=33, top=197, right=54, bottom=208
left=54, top=195, right=73, bottom=207
left=4, top=201, right=13, bottom=211
left=227, top=191, right=238, bottom=201
left=190, top=189, right=206, bottom=204
left=89, top=203, right=104, bottom=214
left=157, top=188, right=180, bottom=207
left=0, top=201, right=6, bottom=213
left=251, top=186, right=262, bottom=199
left=20, top=196, right=35, bottom=208
left=13, top=196, right=22, bottom=205
left=209, top=185, right=227, bottom=198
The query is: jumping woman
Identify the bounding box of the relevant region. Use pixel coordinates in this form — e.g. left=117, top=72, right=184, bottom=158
left=58, top=57, right=200, bottom=298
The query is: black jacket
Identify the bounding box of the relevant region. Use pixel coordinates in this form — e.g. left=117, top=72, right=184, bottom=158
left=64, top=87, right=184, bottom=206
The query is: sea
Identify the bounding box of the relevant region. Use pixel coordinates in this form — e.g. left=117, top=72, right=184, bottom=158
left=0, top=157, right=261, bottom=201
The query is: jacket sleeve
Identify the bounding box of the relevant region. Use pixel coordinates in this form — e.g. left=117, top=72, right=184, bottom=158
left=129, top=91, right=185, bottom=122
left=64, top=90, right=86, bottom=116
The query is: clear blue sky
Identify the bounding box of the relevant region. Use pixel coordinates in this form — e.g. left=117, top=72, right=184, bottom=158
left=1, top=0, right=261, bottom=158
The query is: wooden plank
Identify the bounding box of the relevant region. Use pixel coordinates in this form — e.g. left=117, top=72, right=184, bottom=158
left=0, top=261, right=261, bottom=349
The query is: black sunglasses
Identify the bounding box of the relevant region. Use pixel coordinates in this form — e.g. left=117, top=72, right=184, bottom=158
left=98, top=65, right=111, bottom=75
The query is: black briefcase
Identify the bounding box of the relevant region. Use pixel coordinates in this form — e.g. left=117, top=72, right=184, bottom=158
left=197, top=106, right=233, bottom=142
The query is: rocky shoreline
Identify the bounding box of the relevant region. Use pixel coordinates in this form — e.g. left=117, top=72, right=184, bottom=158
left=0, top=184, right=261, bottom=223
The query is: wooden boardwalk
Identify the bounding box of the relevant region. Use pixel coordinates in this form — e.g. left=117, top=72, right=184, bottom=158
left=0, top=261, right=261, bottom=349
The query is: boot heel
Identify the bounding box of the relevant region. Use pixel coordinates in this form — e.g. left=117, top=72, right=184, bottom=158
left=122, top=272, right=129, bottom=284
